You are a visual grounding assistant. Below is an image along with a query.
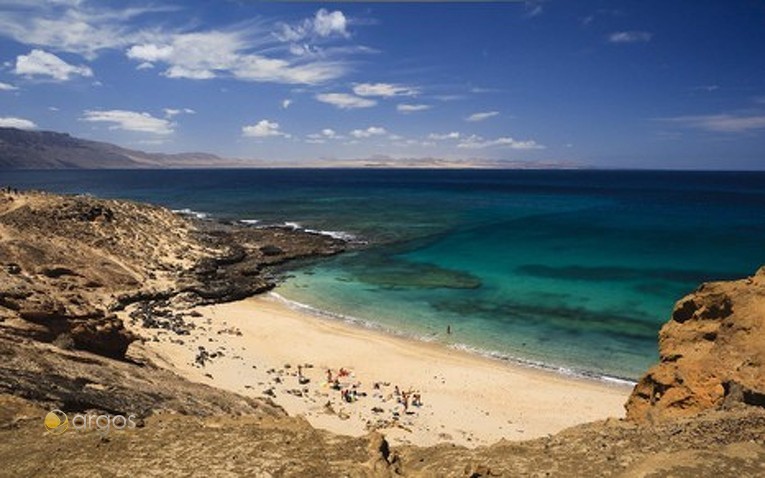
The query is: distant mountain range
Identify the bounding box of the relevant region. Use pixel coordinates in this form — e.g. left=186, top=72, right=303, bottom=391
left=0, top=127, right=244, bottom=169
left=0, top=127, right=578, bottom=169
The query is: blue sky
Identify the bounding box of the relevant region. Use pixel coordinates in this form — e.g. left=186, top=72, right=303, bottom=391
left=0, top=1, right=764, bottom=169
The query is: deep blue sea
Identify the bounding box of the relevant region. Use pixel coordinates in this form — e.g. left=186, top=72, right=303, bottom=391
left=5, top=169, right=765, bottom=381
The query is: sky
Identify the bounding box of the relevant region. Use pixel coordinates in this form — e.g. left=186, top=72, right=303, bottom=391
left=0, top=0, right=764, bottom=169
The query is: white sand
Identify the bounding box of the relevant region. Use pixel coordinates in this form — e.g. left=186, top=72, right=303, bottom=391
left=127, top=293, right=632, bottom=448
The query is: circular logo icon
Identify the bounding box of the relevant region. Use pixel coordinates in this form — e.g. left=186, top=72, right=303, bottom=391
left=44, top=409, right=69, bottom=435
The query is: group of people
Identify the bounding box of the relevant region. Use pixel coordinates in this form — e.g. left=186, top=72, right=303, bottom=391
left=323, top=367, right=424, bottom=412
left=393, top=385, right=423, bottom=413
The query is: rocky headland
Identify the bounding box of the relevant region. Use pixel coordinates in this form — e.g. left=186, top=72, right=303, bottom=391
left=0, top=189, right=764, bottom=477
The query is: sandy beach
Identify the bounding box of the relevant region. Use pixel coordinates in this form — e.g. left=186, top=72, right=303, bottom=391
left=125, top=293, right=631, bottom=448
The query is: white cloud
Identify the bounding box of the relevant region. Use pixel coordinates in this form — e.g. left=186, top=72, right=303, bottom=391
left=0, top=3, right=164, bottom=59
left=127, top=30, right=348, bottom=85
left=233, top=56, right=345, bottom=84
left=0, top=116, right=37, bottom=129
left=321, top=128, right=337, bottom=138
left=457, top=134, right=544, bottom=150
left=660, top=114, right=765, bottom=133
left=466, top=111, right=499, bottom=122
left=0, top=82, right=18, bottom=91
left=277, top=9, right=349, bottom=42
left=242, top=119, right=289, bottom=138
left=163, top=108, right=195, bottom=118
left=81, top=109, right=174, bottom=135
left=0, top=4, right=354, bottom=86
left=316, top=93, right=376, bottom=109
left=127, top=43, right=173, bottom=62
left=397, top=103, right=431, bottom=113
left=608, top=31, right=652, bottom=43
left=350, top=126, right=386, bottom=138
left=282, top=99, right=292, bottom=109
left=313, top=9, right=349, bottom=38
left=353, top=83, right=418, bottom=97
left=14, top=49, right=93, bottom=81
left=428, top=132, right=461, bottom=140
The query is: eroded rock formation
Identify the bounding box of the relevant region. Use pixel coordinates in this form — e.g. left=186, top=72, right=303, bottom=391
left=626, top=267, right=765, bottom=423
left=0, top=191, right=345, bottom=360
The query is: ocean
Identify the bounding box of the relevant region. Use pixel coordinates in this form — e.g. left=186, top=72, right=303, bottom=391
left=5, top=169, right=765, bottom=381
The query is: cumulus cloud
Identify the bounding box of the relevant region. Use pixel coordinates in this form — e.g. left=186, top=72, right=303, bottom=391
left=397, top=104, right=431, bottom=113
left=306, top=127, right=341, bottom=143
left=353, top=83, right=418, bottom=97
left=428, top=132, right=461, bottom=140
left=163, top=107, right=195, bottom=118
left=316, top=93, right=376, bottom=109
left=457, top=134, right=544, bottom=150
left=608, top=31, right=652, bottom=43
left=242, top=119, right=290, bottom=138
left=81, top=109, right=174, bottom=135
left=276, top=9, right=349, bottom=42
left=465, top=111, right=499, bottom=122
left=350, top=126, right=386, bottom=138
left=14, top=49, right=93, bottom=81
left=125, top=29, right=347, bottom=85
left=660, top=114, right=765, bottom=133
left=0, top=116, right=37, bottom=129
left=0, top=3, right=355, bottom=86
left=0, top=82, right=18, bottom=91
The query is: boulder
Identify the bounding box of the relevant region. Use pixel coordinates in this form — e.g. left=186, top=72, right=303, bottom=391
left=626, top=268, right=765, bottom=423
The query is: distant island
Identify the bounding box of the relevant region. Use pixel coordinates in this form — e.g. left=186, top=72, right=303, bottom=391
left=0, top=127, right=579, bottom=170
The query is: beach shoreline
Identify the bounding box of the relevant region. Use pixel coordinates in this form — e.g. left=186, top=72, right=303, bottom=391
left=125, top=292, right=632, bottom=448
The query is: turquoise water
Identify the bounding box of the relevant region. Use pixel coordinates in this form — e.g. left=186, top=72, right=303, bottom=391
left=6, top=169, right=765, bottom=380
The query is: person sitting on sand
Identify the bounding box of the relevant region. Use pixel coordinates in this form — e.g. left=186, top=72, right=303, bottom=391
left=339, top=368, right=349, bottom=377
left=412, top=393, right=422, bottom=407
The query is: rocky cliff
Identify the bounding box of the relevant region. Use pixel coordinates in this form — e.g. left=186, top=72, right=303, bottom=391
left=626, top=266, right=765, bottom=423
left=0, top=190, right=345, bottom=359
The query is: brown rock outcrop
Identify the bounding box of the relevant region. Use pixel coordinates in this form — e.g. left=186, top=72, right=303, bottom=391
left=626, top=266, right=765, bottom=423
left=0, top=191, right=346, bottom=360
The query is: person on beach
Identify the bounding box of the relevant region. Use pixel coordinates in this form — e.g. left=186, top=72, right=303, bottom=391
left=326, top=369, right=333, bottom=383
left=412, top=393, right=422, bottom=407
left=447, top=325, right=452, bottom=335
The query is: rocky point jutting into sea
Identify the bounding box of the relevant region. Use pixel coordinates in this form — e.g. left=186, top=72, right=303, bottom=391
left=0, top=189, right=764, bottom=477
